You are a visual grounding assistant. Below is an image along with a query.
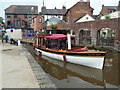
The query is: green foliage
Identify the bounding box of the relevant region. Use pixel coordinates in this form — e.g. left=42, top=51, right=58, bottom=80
left=0, top=17, right=6, bottom=29
left=91, top=44, right=95, bottom=48
left=51, top=24, right=57, bottom=30
left=107, top=29, right=114, bottom=37
left=105, top=15, right=110, bottom=19
left=0, top=17, right=4, bottom=23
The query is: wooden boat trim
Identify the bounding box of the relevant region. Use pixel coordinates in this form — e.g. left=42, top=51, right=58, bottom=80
left=37, top=47, right=106, bottom=57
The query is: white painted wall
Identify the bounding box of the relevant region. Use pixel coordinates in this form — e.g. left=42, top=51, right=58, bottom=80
left=101, top=11, right=120, bottom=19
left=6, top=28, right=22, bottom=40
left=44, top=15, right=62, bottom=21
left=76, top=14, right=95, bottom=23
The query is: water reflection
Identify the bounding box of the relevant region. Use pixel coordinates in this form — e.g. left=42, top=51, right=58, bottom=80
left=39, top=55, right=105, bottom=88
left=35, top=52, right=119, bottom=88
left=25, top=44, right=119, bottom=88
left=103, top=52, right=119, bottom=87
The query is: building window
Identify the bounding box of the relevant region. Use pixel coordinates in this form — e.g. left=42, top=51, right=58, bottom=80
left=58, top=16, right=60, bottom=19
left=14, top=14, right=17, bottom=18
left=11, top=30, right=13, bottom=32
left=16, top=20, right=20, bottom=26
left=31, top=7, right=34, bottom=10
left=7, top=21, right=11, bottom=25
left=28, top=15, right=32, bottom=18
left=86, top=17, right=89, bottom=19
left=24, top=15, right=28, bottom=19
left=109, top=10, right=114, bottom=14
left=32, top=19, right=34, bottom=23
left=7, top=15, right=10, bottom=18
left=39, top=18, right=42, bottom=23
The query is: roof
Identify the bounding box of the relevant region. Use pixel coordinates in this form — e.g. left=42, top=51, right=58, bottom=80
left=5, top=5, right=38, bottom=14
left=45, top=17, right=67, bottom=26
left=74, top=14, right=86, bottom=22
left=40, top=9, right=67, bottom=15
left=104, top=6, right=118, bottom=10
left=45, top=34, right=75, bottom=39
left=75, top=14, right=95, bottom=22
left=47, top=17, right=62, bottom=25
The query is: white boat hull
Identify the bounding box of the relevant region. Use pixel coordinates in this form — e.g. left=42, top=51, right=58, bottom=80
left=35, top=48, right=105, bottom=69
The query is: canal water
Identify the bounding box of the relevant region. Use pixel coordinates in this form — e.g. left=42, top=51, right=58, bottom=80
left=25, top=44, right=120, bottom=88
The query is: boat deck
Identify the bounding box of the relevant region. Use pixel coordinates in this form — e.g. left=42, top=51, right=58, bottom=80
left=44, top=48, right=106, bottom=54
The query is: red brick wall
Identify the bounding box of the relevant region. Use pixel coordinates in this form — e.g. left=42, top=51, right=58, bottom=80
left=64, top=1, right=93, bottom=23
left=100, top=5, right=117, bottom=15
left=100, top=5, right=109, bottom=15
left=5, top=14, right=33, bottom=28
left=32, top=15, right=44, bottom=31
left=63, top=18, right=120, bottom=50
left=5, top=14, right=44, bottom=31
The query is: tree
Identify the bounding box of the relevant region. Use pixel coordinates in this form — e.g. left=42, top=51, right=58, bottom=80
left=0, top=17, right=6, bottom=29
left=51, top=24, right=57, bottom=30
left=107, top=29, right=114, bottom=37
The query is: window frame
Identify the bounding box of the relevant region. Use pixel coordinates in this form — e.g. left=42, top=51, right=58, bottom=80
left=14, top=14, right=17, bottom=18
left=39, top=18, right=42, bottom=23
left=16, top=20, right=20, bottom=26
left=24, top=15, right=28, bottom=19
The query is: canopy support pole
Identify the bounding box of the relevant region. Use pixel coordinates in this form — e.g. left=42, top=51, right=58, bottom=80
left=67, top=34, right=71, bottom=50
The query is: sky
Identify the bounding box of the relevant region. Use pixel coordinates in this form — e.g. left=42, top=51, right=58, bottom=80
left=0, top=0, right=119, bottom=20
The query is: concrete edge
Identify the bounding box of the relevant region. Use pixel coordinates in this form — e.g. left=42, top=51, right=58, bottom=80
left=21, top=46, right=57, bottom=88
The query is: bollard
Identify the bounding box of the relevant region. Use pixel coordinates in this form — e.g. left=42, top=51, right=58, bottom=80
left=63, top=54, right=67, bottom=62
left=18, top=40, right=21, bottom=46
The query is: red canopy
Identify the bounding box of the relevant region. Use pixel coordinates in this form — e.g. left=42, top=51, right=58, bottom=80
left=45, top=34, right=75, bottom=39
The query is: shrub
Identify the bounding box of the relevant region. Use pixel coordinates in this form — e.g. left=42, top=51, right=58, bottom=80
left=105, top=15, right=110, bottom=19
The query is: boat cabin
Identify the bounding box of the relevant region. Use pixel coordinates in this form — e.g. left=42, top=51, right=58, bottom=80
left=34, top=34, right=75, bottom=50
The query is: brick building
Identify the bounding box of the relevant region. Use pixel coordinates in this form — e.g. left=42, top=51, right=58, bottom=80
left=40, top=5, right=67, bottom=30
left=30, top=15, right=44, bottom=31
left=100, top=5, right=118, bottom=16
left=63, top=0, right=94, bottom=23
left=40, top=0, right=94, bottom=30
left=62, top=1, right=120, bottom=50
left=5, top=5, right=44, bottom=31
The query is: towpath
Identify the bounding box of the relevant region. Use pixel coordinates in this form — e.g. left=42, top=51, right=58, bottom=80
left=0, top=41, right=56, bottom=88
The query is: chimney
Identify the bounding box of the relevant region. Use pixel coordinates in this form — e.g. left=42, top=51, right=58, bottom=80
left=80, top=0, right=84, bottom=2
left=41, top=6, right=46, bottom=12
left=102, top=4, right=104, bottom=8
left=41, top=0, right=46, bottom=11
left=62, top=5, right=66, bottom=15
left=86, top=0, right=90, bottom=5
left=118, top=0, right=120, bottom=11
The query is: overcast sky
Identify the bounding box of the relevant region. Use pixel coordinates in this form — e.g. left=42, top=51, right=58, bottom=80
left=0, top=0, right=119, bottom=19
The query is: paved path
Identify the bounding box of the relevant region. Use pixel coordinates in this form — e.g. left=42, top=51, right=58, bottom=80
left=1, top=41, right=40, bottom=88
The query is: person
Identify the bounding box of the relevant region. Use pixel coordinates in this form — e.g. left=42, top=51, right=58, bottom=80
left=4, top=32, right=9, bottom=43
left=2, top=31, right=5, bottom=43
